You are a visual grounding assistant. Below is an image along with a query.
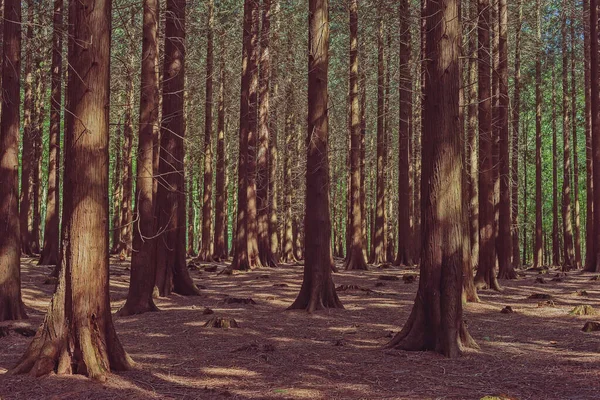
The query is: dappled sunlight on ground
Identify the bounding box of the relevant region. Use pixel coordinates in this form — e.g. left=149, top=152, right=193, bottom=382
left=1, top=257, right=600, bottom=399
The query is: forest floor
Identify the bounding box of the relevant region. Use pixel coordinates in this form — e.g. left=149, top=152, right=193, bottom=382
left=1, top=257, right=600, bottom=399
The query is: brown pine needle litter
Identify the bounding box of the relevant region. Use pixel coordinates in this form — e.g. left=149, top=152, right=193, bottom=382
left=1, top=256, right=600, bottom=399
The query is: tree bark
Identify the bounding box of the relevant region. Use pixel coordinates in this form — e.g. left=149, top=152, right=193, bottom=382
left=198, top=0, right=215, bottom=261
left=153, top=0, right=200, bottom=296
left=590, top=0, right=600, bottom=272
left=39, top=0, right=63, bottom=267
left=584, top=0, right=594, bottom=271
left=343, top=0, right=367, bottom=271
left=572, top=4, right=581, bottom=269
left=511, top=0, right=522, bottom=269
left=534, top=0, right=543, bottom=268
left=496, top=0, right=515, bottom=279
left=257, top=0, right=277, bottom=267
left=562, top=0, right=575, bottom=271
left=19, top=0, right=35, bottom=256
left=387, top=0, right=477, bottom=356
left=214, top=31, right=228, bottom=261
left=396, top=0, right=413, bottom=267
left=0, top=0, right=27, bottom=321
left=231, top=0, right=262, bottom=271
left=11, top=0, right=133, bottom=377
left=118, top=0, right=160, bottom=316
left=288, top=0, right=342, bottom=312
left=552, top=66, right=560, bottom=266
left=475, top=0, right=500, bottom=291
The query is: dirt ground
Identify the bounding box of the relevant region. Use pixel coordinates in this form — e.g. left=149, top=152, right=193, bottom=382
left=1, top=257, right=600, bottom=400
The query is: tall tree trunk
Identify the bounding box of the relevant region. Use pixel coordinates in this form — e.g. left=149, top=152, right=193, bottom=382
left=11, top=0, right=133, bottom=376
left=118, top=0, right=160, bottom=316
left=257, top=0, right=277, bottom=267
left=562, top=2, right=575, bottom=270
left=111, top=120, right=122, bottom=254
left=231, top=0, right=262, bottom=271
left=0, top=0, right=27, bottom=321
left=153, top=0, right=200, bottom=296
left=372, top=13, right=386, bottom=265
left=214, top=31, right=227, bottom=261
left=32, top=55, right=45, bottom=255
left=511, top=0, right=522, bottom=269
left=534, top=0, right=543, bottom=268
left=572, top=4, right=581, bottom=269
left=343, top=0, right=367, bottom=271
left=497, top=0, right=515, bottom=279
left=39, top=0, right=63, bottom=267
left=19, top=0, right=34, bottom=256
left=198, top=0, right=214, bottom=261
left=268, top=0, right=280, bottom=264
left=281, top=75, right=296, bottom=263
left=584, top=0, right=594, bottom=271
left=396, top=0, right=413, bottom=267
left=387, top=0, right=477, bottom=356
left=552, top=66, right=560, bottom=266
left=118, top=19, right=135, bottom=259
left=475, top=0, right=500, bottom=290
left=288, top=0, right=342, bottom=312
left=467, top=0, right=479, bottom=274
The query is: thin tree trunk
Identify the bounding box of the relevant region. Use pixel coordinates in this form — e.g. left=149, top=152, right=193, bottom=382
left=396, top=0, right=413, bottom=267
left=475, top=0, right=500, bottom=291
left=534, top=0, right=543, bottom=268
left=198, top=0, right=214, bottom=261
left=153, top=0, right=200, bottom=296
left=268, top=0, right=280, bottom=264
left=214, top=31, right=227, bottom=261
left=552, top=66, right=560, bottom=266
left=511, top=0, right=522, bottom=269
left=119, top=0, right=160, bottom=316
left=571, top=3, right=581, bottom=269
left=39, top=0, right=63, bottom=267
left=257, top=0, right=277, bottom=267
left=584, top=0, right=594, bottom=271
left=344, top=0, right=367, bottom=271
left=562, top=2, right=575, bottom=270
left=497, top=0, right=515, bottom=279
left=19, top=0, right=35, bottom=256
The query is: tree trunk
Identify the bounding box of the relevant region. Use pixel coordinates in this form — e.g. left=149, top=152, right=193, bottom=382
left=198, top=0, right=214, bottom=261
left=475, top=0, right=500, bottom=291
left=584, top=0, right=594, bottom=271
left=111, top=120, right=122, bottom=254
left=288, top=0, right=342, bottom=312
left=32, top=54, right=45, bottom=255
left=281, top=75, right=296, bottom=264
left=496, top=0, right=514, bottom=279
left=11, top=0, right=133, bottom=377
left=257, top=0, right=277, bottom=267
left=118, top=21, right=135, bottom=260
left=231, top=0, right=262, bottom=271
left=387, top=0, right=477, bottom=356
left=344, top=0, right=367, bottom=271
left=371, top=14, right=386, bottom=265
left=572, top=4, right=581, bottom=269
left=268, top=0, right=280, bottom=264
left=395, top=0, right=413, bottom=267
left=19, top=0, right=34, bottom=256
left=214, top=31, right=227, bottom=261
left=39, top=0, right=63, bottom=267
left=467, top=0, right=479, bottom=274
left=0, top=0, right=27, bottom=321
left=153, top=0, right=200, bottom=296
left=511, top=0, right=522, bottom=269
left=561, top=0, right=575, bottom=270
left=118, top=0, right=160, bottom=316
left=552, top=66, right=560, bottom=266
left=534, top=0, right=543, bottom=268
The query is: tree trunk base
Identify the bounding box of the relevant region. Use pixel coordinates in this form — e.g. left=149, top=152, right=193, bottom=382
left=386, top=299, right=479, bottom=358
left=288, top=286, right=344, bottom=313
left=344, top=248, right=368, bottom=271
left=10, top=301, right=133, bottom=380
left=0, top=299, right=28, bottom=322
left=195, top=248, right=214, bottom=262
left=116, top=300, right=159, bottom=317
left=497, top=268, right=518, bottom=280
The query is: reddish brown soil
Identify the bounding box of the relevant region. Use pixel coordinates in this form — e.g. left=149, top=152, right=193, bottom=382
left=1, top=257, right=599, bottom=399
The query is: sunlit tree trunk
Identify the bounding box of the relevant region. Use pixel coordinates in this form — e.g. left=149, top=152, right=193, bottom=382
left=533, top=0, right=543, bottom=268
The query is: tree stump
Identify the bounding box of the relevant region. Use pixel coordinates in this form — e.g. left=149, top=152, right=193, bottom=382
left=581, top=321, right=600, bottom=332
left=570, top=305, right=596, bottom=316
left=204, top=317, right=239, bottom=328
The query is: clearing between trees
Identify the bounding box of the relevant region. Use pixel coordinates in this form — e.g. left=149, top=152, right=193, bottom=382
left=1, top=257, right=599, bottom=399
